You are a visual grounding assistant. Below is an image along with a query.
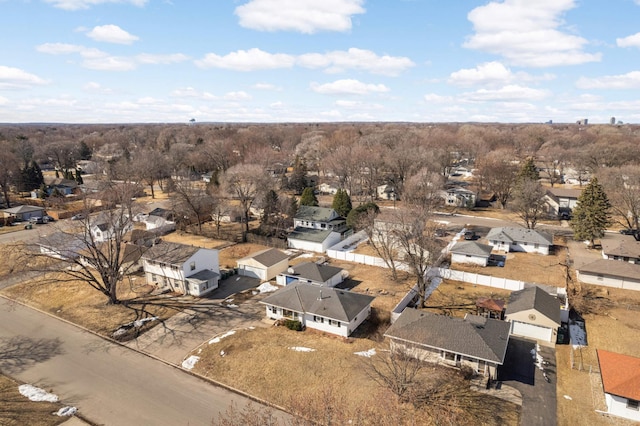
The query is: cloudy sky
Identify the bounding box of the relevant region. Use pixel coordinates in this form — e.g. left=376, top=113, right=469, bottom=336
left=1, top=0, right=639, bottom=124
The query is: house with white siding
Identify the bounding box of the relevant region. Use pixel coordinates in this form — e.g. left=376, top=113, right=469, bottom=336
left=576, top=259, right=640, bottom=292
left=288, top=206, right=350, bottom=253
left=486, top=227, right=553, bottom=255
left=141, top=241, right=219, bottom=297
left=384, top=309, right=510, bottom=380
left=260, top=282, right=374, bottom=337
left=276, top=261, right=346, bottom=287
left=450, top=241, right=493, bottom=267
left=601, top=238, right=640, bottom=264
left=236, top=248, right=289, bottom=281
left=504, top=286, right=561, bottom=344
left=597, top=350, right=640, bottom=422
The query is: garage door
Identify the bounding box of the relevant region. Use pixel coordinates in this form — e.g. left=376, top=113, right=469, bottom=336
left=239, top=265, right=263, bottom=280
left=511, top=321, right=553, bottom=342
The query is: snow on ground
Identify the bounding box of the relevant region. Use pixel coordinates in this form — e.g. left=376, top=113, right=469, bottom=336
left=297, top=253, right=314, bottom=258
left=257, top=282, right=279, bottom=293
left=289, top=346, right=315, bottom=352
left=56, top=406, right=78, bottom=416
left=564, top=395, right=573, bottom=400
left=532, top=344, right=545, bottom=370
left=226, top=304, right=238, bottom=308
left=181, top=355, right=200, bottom=370
left=569, top=321, right=587, bottom=348
left=113, top=316, right=159, bottom=337
left=354, top=348, right=376, bottom=357
left=133, top=316, right=158, bottom=328
left=18, top=384, right=58, bottom=402
left=209, top=330, right=236, bottom=344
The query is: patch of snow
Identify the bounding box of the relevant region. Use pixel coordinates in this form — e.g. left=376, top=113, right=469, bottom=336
left=534, top=344, right=545, bottom=370
left=289, top=346, right=315, bottom=352
left=252, top=291, right=258, bottom=295
left=18, top=384, right=58, bottom=402
left=569, top=321, right=587, bottom=348
left=226, top=304, right=238, bottom=308
left=209, top=330, right=236, bottom=344
left=235, top=277, right=240, bottom=281
left=297, top=253, right=313, bottom=258
left=133, top=316, right=158, bottom=328
left=354, top=348, right=376, bottom=358
left=257, top=282, right=279, bottom=293
left=564, top=395, right=572, bottom=400
left=225, top=298, right=234, bottom=303
left=181, top=355, right=200, bottom=370
left=56, top=406, right=78, bottom=416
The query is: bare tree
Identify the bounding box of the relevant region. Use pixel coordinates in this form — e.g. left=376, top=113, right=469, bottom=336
left=512, top=179, right=547, bottom=229
left=599, top=165, right=640, bottom=231
left=364, top=351, right=424, bottom=402
left=221, top=164, right=273, bottom=241
left=360, top=209, right=401, bottom=280
left=0, top=141, right=19, bottom=207
left=476, top=150, right=518, bottom=209
left=169, top=177, right=216, bottom=234
left=132, top=148, right=168, bottom=198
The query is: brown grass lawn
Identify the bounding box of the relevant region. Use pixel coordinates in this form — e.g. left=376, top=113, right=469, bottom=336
left=0, top=242, right=58, bottom=278
left=557, top=286, right=640, bottom=426
left=192, top=326, right=520, bottom=425
left=423, top=279, right=511, bottom=318
left=0, top=374, right=68, bottom=426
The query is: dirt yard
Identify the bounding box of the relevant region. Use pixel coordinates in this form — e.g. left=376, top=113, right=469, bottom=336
left=0, top=374, right=67, bottom=426
left=423, top=279, right=511, bottom=318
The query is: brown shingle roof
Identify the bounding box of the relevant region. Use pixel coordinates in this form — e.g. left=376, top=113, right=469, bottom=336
left=241, top=248, right=289, bottom=267
left=505, top=286, right=561, bottom=325
left=598, top=350, right=640, bottom=401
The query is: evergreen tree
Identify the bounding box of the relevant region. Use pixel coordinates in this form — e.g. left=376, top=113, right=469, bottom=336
left=346, top=202, right=380, bottom=229
left=75, top=168, right=84, bottom=185
left=571, top=177, right=611, bottom=247
left=332, top=189, right=353, bottom=217
left=261, top=189, right=279, bottom=226
left=288, top=156, right=308, bottom=195
left=19, top=161, right=45, bottom=192
left=517, top=157, right=540, bottom=183
left=78, top=141, right=93, bottom=160
left=299, top=187, right=318, bottom=206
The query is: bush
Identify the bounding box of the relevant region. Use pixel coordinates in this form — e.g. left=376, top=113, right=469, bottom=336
left=459, top=365, right=476, bottom=380
left=283, top=319, right=303, bottom=331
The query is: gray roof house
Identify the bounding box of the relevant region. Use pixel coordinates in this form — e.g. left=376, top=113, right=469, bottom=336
left=601, top=238, right=640, bottom=264
left=2, top=205, right=45, bottom=221
left=276, top=261, right=345, bottom=287
left=260, top=282, right=375, bottom=337
left=289, top=206, right=350, bottom=253
left=450, top=241, right=493, bottom=266
left=384, top=309, right=510, bottom=379
left=236, top=248, right=289, bottom=281
left=486, top=227, right=553, bottom=255
left=576, top=259, right=640, bottom=292
left=505, top=286, right=561, bottom=344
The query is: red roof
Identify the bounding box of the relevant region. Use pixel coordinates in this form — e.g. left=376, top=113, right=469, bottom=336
left=476, top=297, right=505, bottom=312
left=597, top=350, right=640, bottom=401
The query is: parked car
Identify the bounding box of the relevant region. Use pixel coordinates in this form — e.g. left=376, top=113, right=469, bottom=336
left=464, top=230, right=477, bottom=240
left=620, top=228, right=636, bottom=235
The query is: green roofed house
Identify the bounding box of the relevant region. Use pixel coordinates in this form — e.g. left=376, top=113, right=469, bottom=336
left=260, top=282, right=374, bottom=337
left=384, top=309, right=510, bottom=380
left=288, top=206, right=351, bottom=253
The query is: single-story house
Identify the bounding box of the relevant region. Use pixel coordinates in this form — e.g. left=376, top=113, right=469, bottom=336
left=236, top=248, right=289, bottom=281
left=260, top=282, right=375, bottom=338
left=449, top=241, right=493, bottom=267
left=37, top=232, right=84, bottom=260
left=601, top=238, right=640, bottom=264
left=79, top=242, right=145, bottom=274
left=142, top=208, right=176, bottom=233
left=576, top=259, right=640, bottom=292
left=443, top=187, right=476, bottom=208
left=89, top=212, right=134, bottom=243
left=597, top=349, right=640, bottom=422
left=318, top=182, right=339, bottom=195
left=504, top=286, right=561, bottom=344
left=2, top=205, right=45, bottom=222
left=287, top=228, right=342, bottom=253
left=544, top=187, right=581, bottom=218
left=141, top=241, right=219, bottom=297
left=276, top=261, right=346, bottom=287
left=486, top=227, right=553, bottom=255
left=384, top=309, right=510, bottom=380
left=377, top=184, right=398, bottom=201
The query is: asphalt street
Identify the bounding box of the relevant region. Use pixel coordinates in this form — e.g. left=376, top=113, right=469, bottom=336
left=0, top=297, right=284, bottom=426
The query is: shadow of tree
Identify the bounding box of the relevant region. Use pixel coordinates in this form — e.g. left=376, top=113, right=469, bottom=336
left=0, top=336, right=65, bottom=374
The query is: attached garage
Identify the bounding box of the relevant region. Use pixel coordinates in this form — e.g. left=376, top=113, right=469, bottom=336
left=236, top=248, right=289, bottom=282
left=510, top=320, right=554, bottom=342
left=238, top=265, right=263, bottom=279
left=505, top=286, right=561, bottom=345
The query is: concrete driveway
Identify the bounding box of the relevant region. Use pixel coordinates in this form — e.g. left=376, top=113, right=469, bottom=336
left=499, top=337, right=557, bottom=426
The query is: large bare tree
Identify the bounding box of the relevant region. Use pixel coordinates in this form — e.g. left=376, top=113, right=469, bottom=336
left=169, top=177, right=217, bottom=234
left=599, top=165, right=640, bottom=231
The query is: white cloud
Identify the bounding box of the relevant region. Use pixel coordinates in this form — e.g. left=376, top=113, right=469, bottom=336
left=86, top=25, right=139, bottom=44
left=423, top=93, right=452, bottom=103
left=195, top=48, right=295, bottom=71
left=36, top=43, right=108, bottom=59
left=224, top=91, right=252, bottom=101
left=170, top=87, right=217, bottom=100
left=253, top=83, right=282, bottom=91
left=0, top=96, right=8, bottom=105
left=136, top=53, right=189, bottom=64
left=335, top=100, right=383, bottom=110
left=448, top=61, right=555, bottom=87
left=461, top=85, right=550, bottom=102
left=464, top=0, right=601, bottom=67
left=310, top=79, right=389, bottom=95
left=83, top=82, right=113, bottom=93
left=0, top=66, right=48, bottom=89
left=297, top=48, right=414, bottom=76
left=235, top=0, right=365, bottom=34
left=617, top=32, right=640, bottom=48
left=83, top=56, right=137, bottom=71
left=44, top=0, right=147, bottom=11
left=576, top=71, right=640, bottom=89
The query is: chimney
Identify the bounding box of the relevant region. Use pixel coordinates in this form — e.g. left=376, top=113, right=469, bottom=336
left=318, top=290, right=323, bottom=301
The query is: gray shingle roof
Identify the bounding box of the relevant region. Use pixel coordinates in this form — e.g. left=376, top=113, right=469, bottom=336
left=294, top=206, right=337, bottom=222
left=578, top=259, right=640, bottom=280
left=450, top=241, right=493, bottom=257
left=288, top=261, right=342, bottom=282
left=288, top=227, right=335, bottom=243
left=242, top=248, right=289, bottom=267
left=187, top=269, right=220, bottom=282
left=601, top=238, right=640, bottom=259
left=505, top=286, right=561, bottom=325
left=141, top=241, right=202, bottom=265
left=260, top=282, right=374, bottom=322
left=486, top=227, right=553, bottom=246
left=384, top=309, right=510, bottom=364
left=3, top=205, right=45, bottom=214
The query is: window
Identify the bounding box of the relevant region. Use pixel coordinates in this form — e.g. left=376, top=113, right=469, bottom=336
left=534, top=243, right=539, bottom=249
left=151, top=274, right=157, bottom=282
left=627, top=399, right=639, bottom=410
left=270, top=306, right=277, bottom=314
left=283, top=309, right=294, bottom=318
left=314, top=316, right=324, bottom=323
left=190, top=261, right=196, bottom=271
left=329, top=320, right=341, bottom=327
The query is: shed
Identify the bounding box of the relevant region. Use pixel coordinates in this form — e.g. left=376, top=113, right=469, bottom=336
left=236, top=248, right=289, bottom=281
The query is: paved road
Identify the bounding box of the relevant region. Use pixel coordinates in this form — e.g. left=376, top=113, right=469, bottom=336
left=0, top=297, right=284, bottom=426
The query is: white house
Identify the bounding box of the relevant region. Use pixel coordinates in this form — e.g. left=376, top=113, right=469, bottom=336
left=576, top=259, right=640, bottom=292
left=601, top=238, right=640, bottom=264
left=544, top=187, right=581, bottom=218
left=384, top=309, right=510, bottom=380
left=449, top=241, right=493, bottom=267
left=142, top=208, right=176, bottom=233
left=141, top=241, right=219, bottom=297
left=486, top=227, right=553, bottom=255
left=376, top=184, right=398, bottom=201
left=2, top=205, right=46, bottom=222
left=504, top=286, right=561, bottom=344
left=236, top=248, right=289, bottom=281
left=597, top=350, right=640, bottom=422
left=276, top=261, right=346, bottom=287
left=287, top=228, right=342, bottom=253
left=293, top=206, right=346, bottom=231
left=443, top=187, right=476, bottom=208
left=89, top=212, right=134, bottom=243
left=260, top=282, right=374, bottom=337
left=37, top=232, right=84, bottom=260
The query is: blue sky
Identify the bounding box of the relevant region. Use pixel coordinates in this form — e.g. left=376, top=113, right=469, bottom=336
left=1, top=0, right=639, bottom=124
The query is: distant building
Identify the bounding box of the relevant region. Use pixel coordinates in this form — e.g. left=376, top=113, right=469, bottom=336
left=610, top=116, right=616, bottom=125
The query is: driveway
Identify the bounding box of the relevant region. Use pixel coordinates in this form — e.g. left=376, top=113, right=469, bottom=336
left=499, top=337, right=557, bottom=426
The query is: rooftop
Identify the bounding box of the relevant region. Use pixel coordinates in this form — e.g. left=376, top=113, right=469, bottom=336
left=597, top=349, right=640, bottom=401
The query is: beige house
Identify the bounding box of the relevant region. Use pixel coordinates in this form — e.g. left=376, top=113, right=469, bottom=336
left=505, top=286, right=561, bottom=344
left=236, top=248, right=289, bottom=281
